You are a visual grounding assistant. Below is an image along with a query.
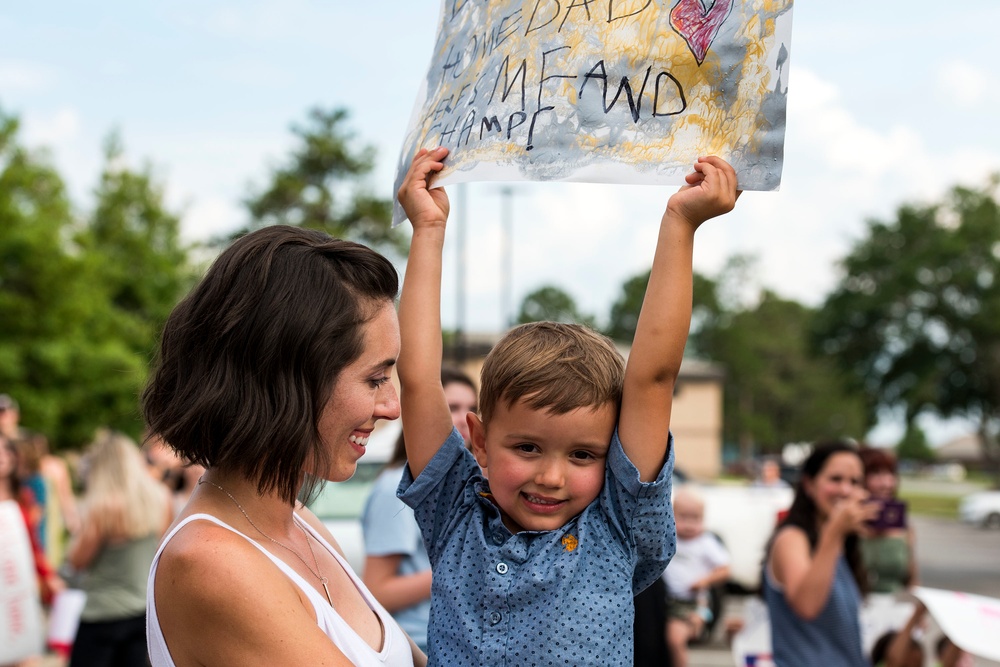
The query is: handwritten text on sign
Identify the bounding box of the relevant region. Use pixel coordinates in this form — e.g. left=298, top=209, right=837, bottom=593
left=393, top=0, right=794, bottom=222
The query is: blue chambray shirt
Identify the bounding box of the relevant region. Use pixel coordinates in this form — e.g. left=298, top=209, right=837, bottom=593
left=398, top=427, right=676, bottom=667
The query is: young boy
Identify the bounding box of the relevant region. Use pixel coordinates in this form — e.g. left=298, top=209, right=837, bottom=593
left=663, top=487, right=731, bottom=667
left=396, top=146, right=739, bottom=665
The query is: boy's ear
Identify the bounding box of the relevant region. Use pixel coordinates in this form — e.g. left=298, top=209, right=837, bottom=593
left=468, top=413, right=489, bottom=474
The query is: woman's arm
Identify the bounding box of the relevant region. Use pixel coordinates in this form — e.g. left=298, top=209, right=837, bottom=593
left=362, top=554, right=432, bottom=612
left=66, top=513, right=103, bottom=571
left=769, top=526, right=843, bottom=620
left=770, top=494, right=877, bottom=620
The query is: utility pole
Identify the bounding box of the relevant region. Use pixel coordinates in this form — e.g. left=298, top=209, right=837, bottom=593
left=499, top=186, right=514, bottom=330
left=454, top=183, right=467, bottom=363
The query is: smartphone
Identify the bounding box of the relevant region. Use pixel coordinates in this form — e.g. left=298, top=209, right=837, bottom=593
left=866, top=498, right=907, bottom=530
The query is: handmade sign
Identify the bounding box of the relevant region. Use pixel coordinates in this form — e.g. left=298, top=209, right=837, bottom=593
left=394, top=0, right=794, bottom=223
left=913, top=586, right=1000, bottom=661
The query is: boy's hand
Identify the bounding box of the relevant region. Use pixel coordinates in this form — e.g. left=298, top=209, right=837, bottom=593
left=397, top=147, right=450, bottom=230
left=666, top=156, right=740, bottom=231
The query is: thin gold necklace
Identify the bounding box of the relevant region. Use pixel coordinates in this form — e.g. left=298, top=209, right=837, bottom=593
left=198, top=477, right=333, bottom=607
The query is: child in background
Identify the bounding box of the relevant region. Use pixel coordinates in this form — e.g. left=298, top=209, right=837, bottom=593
left=395, top=146, right=739, bottom=665
left=664, top=486, right=731, bottom=667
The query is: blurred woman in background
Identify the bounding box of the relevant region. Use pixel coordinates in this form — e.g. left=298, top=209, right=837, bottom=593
left=67, top=430, right=170, bottom=667
left=763, top=441, right=877, bottom=666
left=858, top=447, right=916, bottom=594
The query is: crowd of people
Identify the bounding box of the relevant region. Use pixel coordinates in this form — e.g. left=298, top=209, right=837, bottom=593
left=0, top=148, right=977, bottom=667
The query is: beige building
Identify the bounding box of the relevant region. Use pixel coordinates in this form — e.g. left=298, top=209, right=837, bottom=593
left=446, top=337, right=725, bottom=479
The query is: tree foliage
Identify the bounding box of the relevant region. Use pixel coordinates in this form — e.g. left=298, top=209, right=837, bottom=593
left=605, top=255, right=867, bottom=455
left=896, top=423, right=934, bottom=464
left=0, top=108, right=193, bottom=449
left=516, top=285, right=595, bottom=328
left=813, top=177, right=1000, bottom=471
left=240, top=107, right=406, bottom=257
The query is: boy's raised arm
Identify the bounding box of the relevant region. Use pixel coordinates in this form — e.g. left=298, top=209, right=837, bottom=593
left=397, top=147, right=456, bottom=478
left=618, top=157, right=739, bottom=481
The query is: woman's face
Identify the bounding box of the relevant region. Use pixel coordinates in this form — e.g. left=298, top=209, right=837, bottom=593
left=315, top=301, right=401, bottom=482
left=865, top=469, right=898, bottom=499
left=444, top=381, right=477, bottom=443
left=804, top=451, right=864, bottom=519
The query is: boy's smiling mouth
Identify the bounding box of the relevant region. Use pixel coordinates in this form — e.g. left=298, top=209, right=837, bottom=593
left=522, top=492, right=566, bottom=509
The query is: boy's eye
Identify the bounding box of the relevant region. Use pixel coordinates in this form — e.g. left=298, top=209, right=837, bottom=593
left=515, top=443, right=537, bottom=453
left=571, top=451, right=596, bottom=461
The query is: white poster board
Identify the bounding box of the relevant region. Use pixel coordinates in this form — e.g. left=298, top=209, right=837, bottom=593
left=394, top=0, right=795, bottom=223
left=0, top=499, right=45, bottom=664
left=913, top=586, right=1000, bottom=662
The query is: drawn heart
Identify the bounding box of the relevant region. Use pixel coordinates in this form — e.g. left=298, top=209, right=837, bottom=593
left=669, top=0, right=735, bottom=65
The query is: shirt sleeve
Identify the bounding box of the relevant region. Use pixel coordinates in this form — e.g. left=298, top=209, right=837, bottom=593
left=361, top=468, right=421, bottom=558
left=397, top=428, right=479, bottom=563
left=599, top=428, right=677, bottom=595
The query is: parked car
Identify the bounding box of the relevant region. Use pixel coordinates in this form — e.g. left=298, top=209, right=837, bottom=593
left=959, top=490, right=1000, bottom=529
left=309, top=423, right=793, bottom=590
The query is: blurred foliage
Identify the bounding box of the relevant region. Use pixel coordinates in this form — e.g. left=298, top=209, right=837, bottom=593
left=602, top=255, right=867, bottom=455
left=516, top=285, right=595, bottom=328
left=0, top=107, right=194, bottom=450
left=896, top=422, right=935, bottom=463
left=813, top=176, right=1000, bottom=474
left=235, top=107, right=407, bottom=259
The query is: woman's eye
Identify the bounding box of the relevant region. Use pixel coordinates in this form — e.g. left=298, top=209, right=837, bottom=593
left=369, top=376, right=390, bottom=388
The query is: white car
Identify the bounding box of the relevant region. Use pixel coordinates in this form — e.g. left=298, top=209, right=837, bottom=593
left=959, top=490, right=1000, bottom=529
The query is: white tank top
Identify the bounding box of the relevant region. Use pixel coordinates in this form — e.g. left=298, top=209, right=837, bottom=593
left=146, top=513, right=414, bottom=666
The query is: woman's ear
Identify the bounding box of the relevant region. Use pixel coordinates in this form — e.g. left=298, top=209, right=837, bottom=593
left=467, top=413, right=488, bottom=476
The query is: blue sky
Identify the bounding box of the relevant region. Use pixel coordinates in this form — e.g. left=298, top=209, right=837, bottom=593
left=3, top=1, right=999, bottom=445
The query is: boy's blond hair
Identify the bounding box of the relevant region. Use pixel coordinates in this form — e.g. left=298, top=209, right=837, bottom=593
left=478, top=321, right=625, bottom=425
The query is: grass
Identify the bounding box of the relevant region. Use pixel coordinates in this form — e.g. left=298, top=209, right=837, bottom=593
left=897, top=490, right=962, bottom=519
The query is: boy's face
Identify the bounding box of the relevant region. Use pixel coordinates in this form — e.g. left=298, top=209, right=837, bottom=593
left=673, top=497, right=705, bottom=540
left=469, top=397, right=615, bottom=534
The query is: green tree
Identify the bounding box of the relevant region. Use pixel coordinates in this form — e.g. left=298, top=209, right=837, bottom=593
left=813, top=176, right=1000, bottom=477
left=239, top=107, right=406, bottom=257
left=606, top=255, right=867, bottom=457
left=605, top=271, right=649, bottom=343
left=516, top=285, right=595, bottom=327
left=697, top=289, right=868, bottom=456
left=896, top=422, right=934, bottom=464
left=0, top=109, right=193, bottom=449
left=0, top=107, right=91, bottom=446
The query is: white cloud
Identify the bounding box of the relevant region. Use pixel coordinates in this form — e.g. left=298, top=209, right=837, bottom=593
left=936, top=59, right=992, bottom=109
left=21, top=108, right=81, bottom=146
left=0, top=59, right=56, bottom=92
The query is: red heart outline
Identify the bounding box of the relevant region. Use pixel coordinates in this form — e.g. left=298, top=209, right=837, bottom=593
left=670, top=0, right=735, bottom=65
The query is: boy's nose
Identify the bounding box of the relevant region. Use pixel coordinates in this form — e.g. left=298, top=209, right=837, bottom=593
left=535, top=461, right=565, bottom=488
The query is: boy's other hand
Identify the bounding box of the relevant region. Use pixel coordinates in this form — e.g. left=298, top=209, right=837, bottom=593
left=398, top=147, right=450, bottom=229
left=666, top=156, right=740, bottom=230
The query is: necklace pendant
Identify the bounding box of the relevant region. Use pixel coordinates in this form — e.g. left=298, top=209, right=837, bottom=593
left=321, top=577, right=333, bottom=607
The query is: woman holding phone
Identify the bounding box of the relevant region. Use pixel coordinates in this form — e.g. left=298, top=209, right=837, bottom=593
left=763, top=441, right=878, bottom=666
left=858, top=447, right=917, bottom=594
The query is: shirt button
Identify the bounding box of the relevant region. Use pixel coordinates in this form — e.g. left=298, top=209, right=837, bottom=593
left=496, top=562, right=509, bottom=574
left=493, top=534, right=504, bottom=545
left=489, top=611, right=502, bottom=625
